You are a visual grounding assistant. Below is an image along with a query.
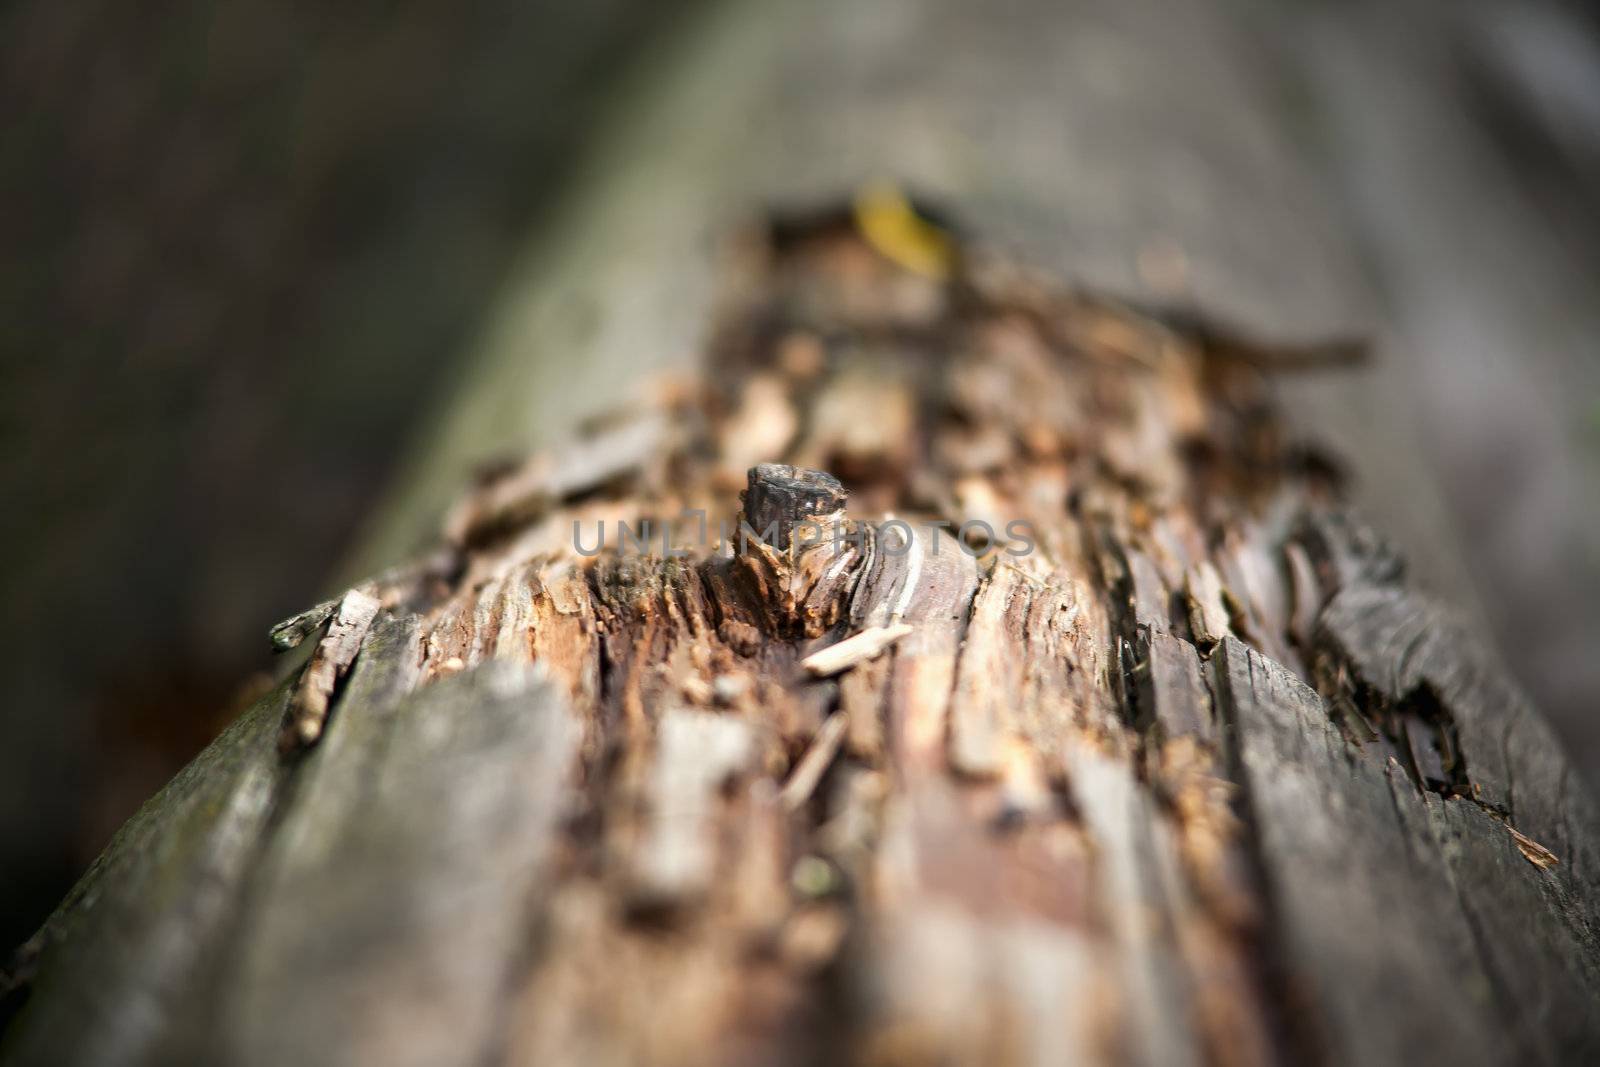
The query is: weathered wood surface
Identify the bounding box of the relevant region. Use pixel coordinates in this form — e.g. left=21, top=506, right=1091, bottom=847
left=6, top=208, right=1600, bottom=1066
left=348, top=0, right=1472, bottom=612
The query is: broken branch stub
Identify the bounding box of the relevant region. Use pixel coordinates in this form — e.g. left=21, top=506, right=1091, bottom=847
left=741, top=463, right=847, bottom=550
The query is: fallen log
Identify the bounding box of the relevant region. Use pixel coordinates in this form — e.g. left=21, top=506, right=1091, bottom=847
left=4, top=204, right=1598, bottom=1067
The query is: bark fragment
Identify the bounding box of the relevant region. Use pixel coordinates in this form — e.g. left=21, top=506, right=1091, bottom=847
left=277, top=586, right=381, bottom=751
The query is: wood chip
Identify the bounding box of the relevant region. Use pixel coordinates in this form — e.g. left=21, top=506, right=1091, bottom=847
left=1509, top=826, right=1559, bottom=870
left=1184, top=562, right=1232, bottom=647
left=801, top=623, right=914, bottom=677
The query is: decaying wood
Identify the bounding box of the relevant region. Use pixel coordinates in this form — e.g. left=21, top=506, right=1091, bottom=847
left=6, top=209, right=1600, bottom=1067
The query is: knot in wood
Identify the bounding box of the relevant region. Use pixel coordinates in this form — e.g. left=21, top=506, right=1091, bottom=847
left=741, top=464, right=847, bottom=550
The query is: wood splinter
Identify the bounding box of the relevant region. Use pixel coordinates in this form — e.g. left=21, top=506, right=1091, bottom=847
left=801, top=623, right=914, bottom=677
left=1509, top=825, right=1560, bottom=871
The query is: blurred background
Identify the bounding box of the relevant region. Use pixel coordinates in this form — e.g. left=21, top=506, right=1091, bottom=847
left=2, top=0, right=1597, bottom=959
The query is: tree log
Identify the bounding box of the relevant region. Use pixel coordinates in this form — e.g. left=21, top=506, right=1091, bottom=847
left=7, top=3, right=1600, bottom=1065
left=6, top=203, right=1600, bottom=1067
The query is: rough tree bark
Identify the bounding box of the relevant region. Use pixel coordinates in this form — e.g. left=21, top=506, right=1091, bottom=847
left=6, top=3, right=1600, bottom=1065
